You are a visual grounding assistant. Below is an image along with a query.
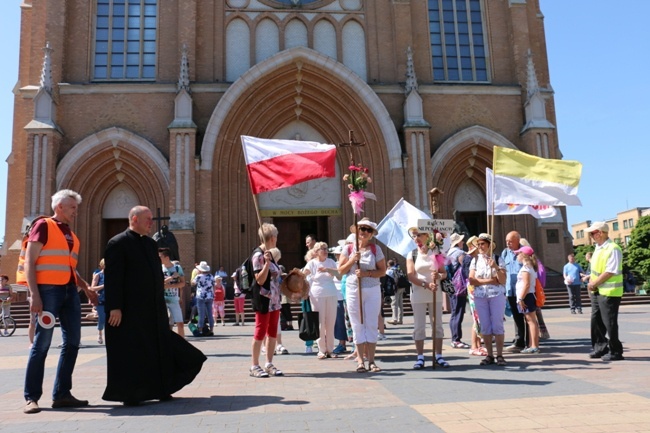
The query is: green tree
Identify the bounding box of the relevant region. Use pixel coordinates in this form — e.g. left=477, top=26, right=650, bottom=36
left=624, top=215, right=650, bottom=280
left=573, top=244, right=594, bottom=269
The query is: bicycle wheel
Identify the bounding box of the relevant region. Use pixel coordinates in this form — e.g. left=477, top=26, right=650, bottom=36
left=0, top=317, right=16, bottom=337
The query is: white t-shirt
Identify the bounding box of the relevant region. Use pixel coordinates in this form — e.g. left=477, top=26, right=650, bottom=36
left=516, top=265, right=537, bottom=297
left=408, top=249, right=441, bottom=304
left=305, top=257, right=338, bottom=298
left=341, top=244, right=385, bottom=290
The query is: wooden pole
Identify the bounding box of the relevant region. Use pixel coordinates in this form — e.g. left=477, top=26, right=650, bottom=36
left=428, top=188, right=443, bottom=370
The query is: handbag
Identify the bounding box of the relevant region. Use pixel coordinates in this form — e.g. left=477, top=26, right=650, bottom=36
left=297, top=301, right=320, bottom=342
left=441, top=279, right=455, bottom=296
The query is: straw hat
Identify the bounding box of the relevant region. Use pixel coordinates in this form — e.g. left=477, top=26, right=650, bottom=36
left=449, top=233, right=465, bottom=248
left=280, top=268, right=310, bottom=301
left=466, top=235, right=479, bottom=254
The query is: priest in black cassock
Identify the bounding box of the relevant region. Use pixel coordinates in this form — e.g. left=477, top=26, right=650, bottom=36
left=102, top=205, right=206, bottom=405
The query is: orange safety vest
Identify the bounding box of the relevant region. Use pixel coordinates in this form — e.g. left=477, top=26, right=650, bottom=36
left=16, top=218, right=79, bottom=285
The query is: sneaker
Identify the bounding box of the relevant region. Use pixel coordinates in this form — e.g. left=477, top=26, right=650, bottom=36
left=51, top=395, right=89, bottom=409
left=521, top=347, right=540, bottom=354
left=233, top=323, right=240, bottom=326
left=332, top=344, right=347, bottom=355
left=577, top=309, right=583, bottom=314
left=98, top=336, right=103, bottom=345
left=601, top=353, right=624, bottom=361
left=504, top=344, right=523, bottom=353
left=261, top=346, right=266, bottom=354
left=305, top=346, right=313, bottom=353
left=571, top=309, right=576, bottom=314
left=275, top=345, right=289, bottom=355
left=451, top=341, right=470, bottom=349
left=377, top=333, right=387, bottom=341
left=24, top=400, right=41, bottom=414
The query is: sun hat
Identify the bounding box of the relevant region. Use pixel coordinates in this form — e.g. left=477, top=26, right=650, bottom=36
left=449, top=233, right=465, bottom=248
left=408, top=227, right=425, bottom=239
left=357, top=218, right=378, bottom=234
left=195, top=261, right=210, bottom=272
left=466, top=235, right=479, bottom=254
left=280, top=268, right=310, bottom=301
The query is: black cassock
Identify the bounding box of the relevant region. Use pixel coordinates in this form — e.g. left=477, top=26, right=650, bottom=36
left=102, top=229, right=206, bottom=403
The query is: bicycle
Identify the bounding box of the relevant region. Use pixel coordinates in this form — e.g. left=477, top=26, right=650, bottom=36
left=0, top=299, right=16, bottom=337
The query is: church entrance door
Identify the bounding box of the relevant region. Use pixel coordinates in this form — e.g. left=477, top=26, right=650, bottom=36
left=103, top=219, right=128, bottom=252
left=273, top=216, right=328, bottom=270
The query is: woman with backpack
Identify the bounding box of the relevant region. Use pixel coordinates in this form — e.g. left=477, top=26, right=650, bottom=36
left=513, top=245, right=540, bottom=354
left=337, top=218, right=386, bottom=373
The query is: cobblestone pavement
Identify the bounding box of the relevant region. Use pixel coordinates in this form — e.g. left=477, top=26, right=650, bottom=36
left=1, top=304, right=649, bottom=432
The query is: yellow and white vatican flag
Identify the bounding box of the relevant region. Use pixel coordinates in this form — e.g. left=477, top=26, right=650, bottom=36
left=486, top=169, right=557, bottom=218
left=492, top=146, right=583, bottom=206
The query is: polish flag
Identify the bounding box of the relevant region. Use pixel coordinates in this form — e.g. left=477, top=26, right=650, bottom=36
left=241, top=136, right=337, bottom=194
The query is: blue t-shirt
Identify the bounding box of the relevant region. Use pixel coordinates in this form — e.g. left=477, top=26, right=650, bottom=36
left=563, top=262, right=583, bottom=286
left=501, top=248, right=522, bottom=297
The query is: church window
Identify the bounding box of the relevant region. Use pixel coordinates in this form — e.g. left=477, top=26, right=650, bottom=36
left=428, top=0, right=489, bottom=83
left=93, top=0, right=157, bottom=80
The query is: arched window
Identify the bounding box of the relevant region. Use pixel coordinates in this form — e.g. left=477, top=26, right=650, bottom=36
left=93, top=0, right=157, bottom=80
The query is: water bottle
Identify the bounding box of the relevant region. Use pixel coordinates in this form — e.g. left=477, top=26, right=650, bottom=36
left=240, top=267, right=249, bottom=291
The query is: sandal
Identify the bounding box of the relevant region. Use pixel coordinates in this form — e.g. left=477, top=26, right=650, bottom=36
left=264, top=363, right=284, bottom=376
left=469, top=348, right=487, bottom=356
left=480, top=355, right=495, bottom=366
left=435, top=357, right=450, bottom=368
left=317, top=352, right=327, bottom=360
left=496, top=356, right=507, bottom=366
left=413, top=359, right=425, bottom=370
left=249, top=365, right=269, bottom=378
left=368, top=362, right=382, bottom=372
left=356, top=363, right=367, bottom=373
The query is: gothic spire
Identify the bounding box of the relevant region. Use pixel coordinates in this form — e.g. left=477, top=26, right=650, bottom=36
left=178, top=43, right=190, bottom=93
left=405, top=46, right=419, bottom=95
left=526, top=49, right=539, bottom=99
left=40, top=41, right=53, bottom=93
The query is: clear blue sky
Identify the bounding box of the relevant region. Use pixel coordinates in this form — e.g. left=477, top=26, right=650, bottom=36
left=1, top=1, right=648, bottom=244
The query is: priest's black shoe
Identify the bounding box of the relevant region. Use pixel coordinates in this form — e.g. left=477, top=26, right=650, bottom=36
left=52, top=395, right=89, bottom=408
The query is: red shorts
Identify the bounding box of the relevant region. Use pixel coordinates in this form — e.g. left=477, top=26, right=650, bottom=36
left=253, top=310, right=280, bottom=341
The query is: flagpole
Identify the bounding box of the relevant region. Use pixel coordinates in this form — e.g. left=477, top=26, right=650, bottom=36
left=251, top=194, right=266, bottom=246
left=489, top=166, right=496, bottom=256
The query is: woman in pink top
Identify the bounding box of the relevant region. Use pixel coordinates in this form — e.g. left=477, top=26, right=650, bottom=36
left=213, top=276, right=226, bottom=326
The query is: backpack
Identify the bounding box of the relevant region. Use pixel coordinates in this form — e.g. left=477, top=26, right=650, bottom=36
left=380, top=274, right=396, bottom=297
left=451, top=265, right=467, bottom=296
left=394, top=266, right=410, bottom=289
left=534, top=278, right=546, bottom=307
left=233, top=247, right=262, bottom=295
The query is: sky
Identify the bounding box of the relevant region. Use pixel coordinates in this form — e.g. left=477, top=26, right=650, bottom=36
left=0, top=1, right=649, bottom=244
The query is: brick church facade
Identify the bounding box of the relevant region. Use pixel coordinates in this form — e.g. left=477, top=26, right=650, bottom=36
left=2, top=0, right=572, bottom=278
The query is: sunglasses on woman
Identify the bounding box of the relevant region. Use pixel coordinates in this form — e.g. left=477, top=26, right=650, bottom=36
left=358, top=226, right=373, bottom=233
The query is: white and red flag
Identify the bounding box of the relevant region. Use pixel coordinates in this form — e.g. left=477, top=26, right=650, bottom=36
left=241, top=136, right=337, bottom=194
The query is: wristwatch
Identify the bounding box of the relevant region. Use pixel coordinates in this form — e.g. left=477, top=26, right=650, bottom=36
left=421, top=281, right=426, bottom=288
